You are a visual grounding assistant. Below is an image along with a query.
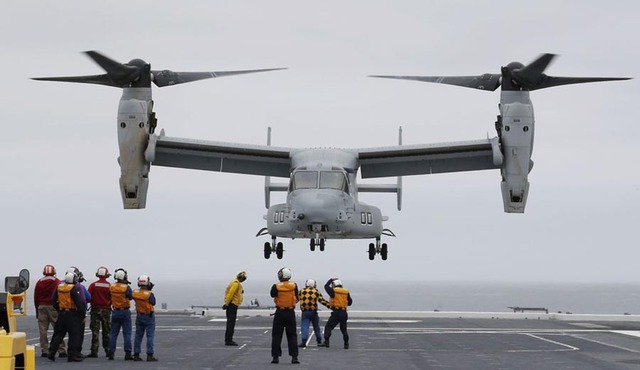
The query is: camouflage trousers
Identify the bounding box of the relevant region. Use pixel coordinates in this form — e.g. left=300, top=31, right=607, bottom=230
left=90, top=308, right=112, bottom=355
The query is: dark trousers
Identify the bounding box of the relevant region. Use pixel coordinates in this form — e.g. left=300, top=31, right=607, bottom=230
left=49, top=311, right=83, bottom=357
left=324, top=310, right=349, bottom=344
left=90, top=308, right=111, bottom=355
left=271, top=309, right=298, bottom=358
left=225, top=304, right=238, bottom=342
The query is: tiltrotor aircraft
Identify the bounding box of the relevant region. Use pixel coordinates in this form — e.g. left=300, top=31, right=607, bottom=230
left=34, top=52, right=629, bottom=261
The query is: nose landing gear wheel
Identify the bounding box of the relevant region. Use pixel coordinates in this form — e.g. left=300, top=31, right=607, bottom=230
left=368, top=243, right=375, bottom=260
left=310, top=239, right=316, bottom=252
left=319, top=238, right=325, bottom=251
left=381, top=243, right=388, bottom=261
left=264, top=242, right=272, bottom=259
left=276, top=242, right=284, bottom=259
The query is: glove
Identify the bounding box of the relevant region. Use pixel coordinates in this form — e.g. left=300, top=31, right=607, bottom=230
left=222, top=305, right=228, bottom=310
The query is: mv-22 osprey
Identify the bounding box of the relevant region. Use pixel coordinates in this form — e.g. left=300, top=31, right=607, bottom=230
left=34, top=52, right=629, bottom=260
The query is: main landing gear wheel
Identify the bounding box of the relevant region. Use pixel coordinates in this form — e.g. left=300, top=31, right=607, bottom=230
left=276, top=242, right=284, bottom=259
left=368, top=239, right=389, bottom=261
left=310, top=239, right=316, bottom=251
left=264, top=242, right=272, bottom=259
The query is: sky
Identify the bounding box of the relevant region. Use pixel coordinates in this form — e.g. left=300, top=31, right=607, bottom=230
left=1, top=1, right=638, bottom=289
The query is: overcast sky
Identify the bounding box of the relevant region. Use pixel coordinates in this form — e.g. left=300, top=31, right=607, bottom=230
left=1, top=1, right=638, bottom=288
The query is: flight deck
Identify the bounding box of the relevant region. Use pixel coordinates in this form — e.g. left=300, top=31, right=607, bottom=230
left=16, top=310, right=640, bottom=369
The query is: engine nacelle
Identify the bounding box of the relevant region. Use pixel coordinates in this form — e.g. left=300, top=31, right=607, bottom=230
left=117, top=88, right=153, bottom=209
left=498, top=93, right=535, bottom=213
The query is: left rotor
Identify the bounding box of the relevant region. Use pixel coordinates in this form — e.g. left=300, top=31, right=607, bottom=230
left=32, top=50, right=286, bottom=88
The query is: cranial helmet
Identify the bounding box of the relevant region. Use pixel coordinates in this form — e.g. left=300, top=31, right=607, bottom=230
left=137, top=274, right=151, bottom=287
left=114, top=268, right=128, bottom=282
left=43, top=264, right=56, bottom=276
left=332, top=279, right=343, bottom=288
left=96, top=266, right=111, bottom=278
left=67, top=267, right=85, bottom=282
left=277, top=267, right=292, bottom=281
left=64, top=271, right=78, bottom=284
left=237, top=271, right=247, bottom=282
left=305, top=279, right=316, bottom=288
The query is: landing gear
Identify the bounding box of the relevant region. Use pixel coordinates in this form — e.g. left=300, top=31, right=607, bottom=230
left=367, top=239, right=389, bottom=261
left=310, top=235, right=326, bottom=252
left=264, top=237, right=284, bottom=260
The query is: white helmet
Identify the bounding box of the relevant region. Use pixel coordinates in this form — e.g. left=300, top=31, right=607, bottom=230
left=114, top=268, right=128, bottom=282
left=305, top=279, right=316, bottom=288
left=64, top=271, right=78, bottom=284
left=332, top=279, right=343, bottom=288
left=277, top=267, right=292, bottom=281
left=137, top=275, right=151, bottom=287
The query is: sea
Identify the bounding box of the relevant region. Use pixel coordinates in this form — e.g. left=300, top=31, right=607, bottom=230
left=147, top=280, right=640, bottom=315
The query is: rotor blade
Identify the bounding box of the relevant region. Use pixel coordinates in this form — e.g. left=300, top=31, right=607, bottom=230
left=84, top=51, right=137, bottom=78
left=369, top=74, right=501, bottom=91
left=521, top=53, right=557, bottom=75
left=151, top=68, right=287, bottom=87
left=31, top=74, right=120, bottom=87
left=530, top=76, right=632, bottom=90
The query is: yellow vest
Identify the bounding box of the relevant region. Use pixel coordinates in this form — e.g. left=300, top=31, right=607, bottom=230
left=330, top=287, right=349, bottom=309
left=224, top=279, right=244, bottom=306
left=274, top=281, right=298, bottom=309
left=110, top=283, right=130, bottom=309
left=57, top=284, right=75, bottom=310
left=132, top=289, right=154, bottom=315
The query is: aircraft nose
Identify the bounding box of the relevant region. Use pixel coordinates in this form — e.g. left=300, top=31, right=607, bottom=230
left=291, top=191, right=341, bottom=223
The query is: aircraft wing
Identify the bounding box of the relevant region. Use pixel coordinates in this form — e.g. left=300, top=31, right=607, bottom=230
left=152, top=136, right=292, bottom=178
left=356, top=138, right=501, bottom=178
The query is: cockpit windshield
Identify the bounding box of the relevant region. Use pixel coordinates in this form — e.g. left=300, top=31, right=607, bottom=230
left=320, top=171, right=348, bottom=192
left=292, top=171, right=318, bottom=190
left=290, top=170, right=349, bottom=193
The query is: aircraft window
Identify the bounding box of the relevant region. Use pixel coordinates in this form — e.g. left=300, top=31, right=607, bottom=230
left=367, top=212, right=372, bottom=225
left=292, top=171, right=318, bottom=190
left=319, top=171, right=348, bottom=192
left=361, top=212, right=366, bottom=224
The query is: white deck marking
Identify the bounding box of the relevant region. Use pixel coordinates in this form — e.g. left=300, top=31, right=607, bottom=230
left=570, top=333, right=640, bottom=354
left=612, top=330, right=640, bottom=338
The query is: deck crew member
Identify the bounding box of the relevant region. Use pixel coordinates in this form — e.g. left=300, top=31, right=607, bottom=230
left=132, top=274, right=158, bottom=362
left=34, top=264, right=67, bottom=358
left=318, top=278, right=352, bottom=349
left=223, top=271, right=247, bottom=346
left=270, top=267, right=300, bottom=364
left=298, top=279, right=329, bottom=347
left=108, top=268, right=134, bottom=360
left=88, top=266, right=112, bottom=357
left=48, top=271, right=85, bottom=362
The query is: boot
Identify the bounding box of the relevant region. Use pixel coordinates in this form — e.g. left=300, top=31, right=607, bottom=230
left=318, top=340, right=330, bottom=348
left=147, top=354, right=158, bottom=362
left=124, top=351, right=134, bottom=361
left=133, top=353, right=143, bottom=361
left=344, top=342, right=349, bottom=349
left=298, top=342, right=306, bottom=348
left=58, top=352, right=68, bottom=358
left=292, top=356, right=300, bottom=364
left=67, top=355, right=84, bottom=362
left=47, top=352, right=56, bottom=362
left=271, top=356, right=279, bottom=364
left=107, top=352, right=114, bottom=360
left=87, top=352, right=98, bottom=358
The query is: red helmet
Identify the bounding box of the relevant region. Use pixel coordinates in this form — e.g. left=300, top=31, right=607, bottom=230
left=96, top=266, right=111, bottom=278
left=43, top=264, right=56, bottom=276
